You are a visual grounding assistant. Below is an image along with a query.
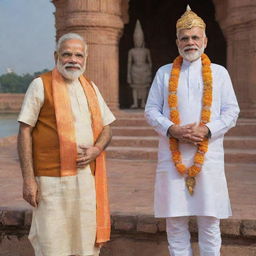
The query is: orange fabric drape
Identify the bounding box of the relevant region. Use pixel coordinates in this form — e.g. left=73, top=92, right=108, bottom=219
left=52, top=68, right=111, bottom=243
left=52, top=69, right=77, bottom=176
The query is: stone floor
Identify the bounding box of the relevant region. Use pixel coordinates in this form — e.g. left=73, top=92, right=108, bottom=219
left=1, top=135, right=256, bottom=256
left=0, top=136, right=255, bottom=220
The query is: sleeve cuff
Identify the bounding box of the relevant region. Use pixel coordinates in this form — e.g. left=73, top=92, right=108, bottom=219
left=158, top=118, right=174, bottom=137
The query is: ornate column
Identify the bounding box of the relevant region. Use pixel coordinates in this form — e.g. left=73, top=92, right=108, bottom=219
left=52, top=0, right=124, bottom=110
left=213, top=0, right=256, bottom=118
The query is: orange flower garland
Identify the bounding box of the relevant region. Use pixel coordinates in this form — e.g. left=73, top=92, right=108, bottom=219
left=168, top=53, right=213, bottom=192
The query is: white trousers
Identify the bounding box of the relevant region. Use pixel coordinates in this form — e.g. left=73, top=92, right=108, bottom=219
left=166, top=216, right=221, bottom=256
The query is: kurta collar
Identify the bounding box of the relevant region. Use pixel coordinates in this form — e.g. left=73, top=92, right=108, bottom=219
left=182, top=56, right=202, bottom=73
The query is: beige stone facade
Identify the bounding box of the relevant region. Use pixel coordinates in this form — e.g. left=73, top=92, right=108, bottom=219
left=51, top=0, right=256, bottom=117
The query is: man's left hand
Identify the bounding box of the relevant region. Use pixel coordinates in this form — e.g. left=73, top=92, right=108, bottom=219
left=76, top=146, right=101, bottom=168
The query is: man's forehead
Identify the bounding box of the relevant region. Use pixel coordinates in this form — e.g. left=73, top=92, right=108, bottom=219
left=60, top=39, right=85, bottom=51
left=178, top=27, right=205, bottom=37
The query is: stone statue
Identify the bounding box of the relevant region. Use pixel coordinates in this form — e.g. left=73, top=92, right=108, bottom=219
left=127, top=20, right=152, bottom=109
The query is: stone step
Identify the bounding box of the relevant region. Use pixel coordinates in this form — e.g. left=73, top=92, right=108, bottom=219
left=113, top=115, right=256, bottom=132
left=113, top=118, right=256, bottom=134
left=110, top=136, right=159, bottom=147
left=102, top=239, right=256, bottom=256
left=227, top=122, right=256, bottom=136
left=192, top=242, right=256, bottom=256
left=113, top=118, right=148, bottom=127
left=1, top=219, right=256, bottom=256
left=224, top=136, right=256, bottom=149
left=3, top=234, right=255, bottom=256
left=112, top=126, right=156, bottom=136
left=107, top=146, right=157, bottom=160
left=111, top=135, right=256, bottom=150
left=112, top=124, right=256, bottom=137
left=106, top=146, right=256, bottom=163
left=224, top=149, right=256, bottom=164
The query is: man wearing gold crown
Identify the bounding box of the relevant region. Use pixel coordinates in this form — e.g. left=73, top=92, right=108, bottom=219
left=145, top=5, right=240, bottom=256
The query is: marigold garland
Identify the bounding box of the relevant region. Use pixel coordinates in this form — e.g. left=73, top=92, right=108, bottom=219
left=168, top=53, right=213, bottom=193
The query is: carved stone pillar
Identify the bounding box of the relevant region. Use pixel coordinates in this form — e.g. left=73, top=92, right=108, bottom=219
left=213, top=0, right=256, bottom=118
left=52, top=0, right=124, bottom=110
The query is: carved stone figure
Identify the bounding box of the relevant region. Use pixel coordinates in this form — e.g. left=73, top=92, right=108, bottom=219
left=127, top=20, right=152, bottom=108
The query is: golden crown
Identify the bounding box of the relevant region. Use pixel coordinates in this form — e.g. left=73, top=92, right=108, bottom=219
left=176, top=5, right=206, bottom=32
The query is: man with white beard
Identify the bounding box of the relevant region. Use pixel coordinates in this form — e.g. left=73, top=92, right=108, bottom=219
left=145, top=6, right=240, bottom=256
left=17, top=33, right=115, bottom=256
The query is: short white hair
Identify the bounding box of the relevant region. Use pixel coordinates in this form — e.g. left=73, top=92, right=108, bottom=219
left=56, top=33, right=88, bottom=54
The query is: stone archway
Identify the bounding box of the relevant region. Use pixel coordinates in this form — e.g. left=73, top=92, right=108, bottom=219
left=119, top=0, right=226, bottom=108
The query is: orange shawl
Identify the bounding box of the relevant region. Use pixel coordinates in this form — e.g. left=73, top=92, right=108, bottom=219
left=52, top=68, right=111, bottom=243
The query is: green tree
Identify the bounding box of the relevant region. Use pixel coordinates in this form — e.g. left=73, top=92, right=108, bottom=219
left=0, top=69, right=49, bottom=93
left=0, top=73, right=24, bottom=93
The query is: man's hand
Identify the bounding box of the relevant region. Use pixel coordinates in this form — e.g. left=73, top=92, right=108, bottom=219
left=76, top=145, right=101, bottom=169
left=23, top=177, right=39, bottom=207
left=18, top=122, right=39, bottom=207
left=168, top=123, right=196, bottom=141
left=183, top=125, right=210, bottom=143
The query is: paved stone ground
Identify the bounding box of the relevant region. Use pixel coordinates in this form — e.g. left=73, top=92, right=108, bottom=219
left=0, top=136, right=255, bottom=220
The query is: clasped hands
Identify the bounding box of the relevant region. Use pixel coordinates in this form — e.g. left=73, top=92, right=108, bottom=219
left=168, top=123, right=209, bottom=144
left=76, top=145, right=101, bottom=168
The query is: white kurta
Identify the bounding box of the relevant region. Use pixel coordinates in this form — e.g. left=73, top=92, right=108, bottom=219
left=18, top=77, right=115, bottom=256
left=145, top=58, right=240, bottom=219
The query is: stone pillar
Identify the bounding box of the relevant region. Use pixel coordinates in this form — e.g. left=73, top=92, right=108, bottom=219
left=213, top=0, right=256, bottom=118
left=52, top=0, right=124, bottom=110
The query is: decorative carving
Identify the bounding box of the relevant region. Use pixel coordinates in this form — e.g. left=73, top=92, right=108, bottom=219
left=127, top=20, right=152, bottom=109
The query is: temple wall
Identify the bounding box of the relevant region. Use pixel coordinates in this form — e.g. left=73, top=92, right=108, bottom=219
left=213, top=0, right=256, bottom=118
left=0, top=94, right=24, bottom=113
left=49, top=0, right=256, bottom=117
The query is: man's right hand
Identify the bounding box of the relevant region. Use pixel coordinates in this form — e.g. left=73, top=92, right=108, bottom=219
left=23, top=177, right=39, bottom=207
left=168, top=123, right=196, bottom=141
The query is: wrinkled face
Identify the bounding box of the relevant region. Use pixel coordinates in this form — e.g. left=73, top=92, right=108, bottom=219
left=176, top=27, right=207, bottom=62
left=55, top=39, right=87, bottom=81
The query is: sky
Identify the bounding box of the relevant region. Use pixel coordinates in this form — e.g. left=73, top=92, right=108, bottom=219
left=0, top=0, right=55, bottom=75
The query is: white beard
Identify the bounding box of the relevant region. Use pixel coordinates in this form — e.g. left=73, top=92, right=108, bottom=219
left=178, top=45, right=205, bottom=62
left=57, top=60, right=85, bottom=81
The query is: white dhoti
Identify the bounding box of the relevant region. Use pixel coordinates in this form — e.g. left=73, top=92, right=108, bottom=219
left=29, top=167, right=100, bottom=256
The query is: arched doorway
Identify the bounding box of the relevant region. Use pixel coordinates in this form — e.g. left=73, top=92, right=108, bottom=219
left=119, top=0, right=226, bottom=108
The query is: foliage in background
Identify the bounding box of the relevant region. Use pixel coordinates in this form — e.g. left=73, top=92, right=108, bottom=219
left=0, top=69, right=49, bottom=93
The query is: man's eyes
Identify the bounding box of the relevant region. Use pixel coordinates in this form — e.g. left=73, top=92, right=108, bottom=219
left=180, top=36, right=201, bottom=42
left=76, top=54, right=84, bottom=58
left=61, top=53, right=84, bottom=58
left=62, top=53, right=72, bottom=57
left=192, top=36, right=200, bottom=40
